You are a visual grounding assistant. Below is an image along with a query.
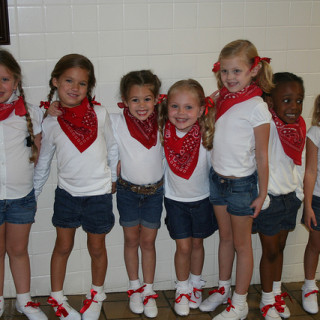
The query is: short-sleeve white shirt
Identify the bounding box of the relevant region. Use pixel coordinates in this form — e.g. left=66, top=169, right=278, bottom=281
left=109, top=113, right=163, bottom=185
left=211, top=96, right=271, bottom=177
left=34, top=105, right=116, bottom=197
left=307, top=126, right=320, bottom=197
left=0, top=94, right=42, bottom=200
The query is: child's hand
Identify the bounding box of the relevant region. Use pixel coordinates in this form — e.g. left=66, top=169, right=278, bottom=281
left=250, top=195, right=265, bottom=218
left=112, top=182, right=117, bottom=194
left=47, top=101, right=62, bottom=117
left=303, top=207, right=317, bottom=231
left=210, top=90, right=219, bottom=103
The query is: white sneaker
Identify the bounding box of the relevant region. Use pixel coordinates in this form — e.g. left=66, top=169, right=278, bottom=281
left=15, top=300, right=48, bottom=320
left=174, top=286, right=192, bottom=316
left=260, top=302, right=281, bottom=320
left=199, top=286, right=231, bottom=312
left=47, top=296, right=81, bottom=320
left=189, top=279, right=205, bottom=309
left=0, top=297, right=4, bottom=317
left=127, top=285, right=144, bottom=314
left=302, top=285, right=319, bottom=314
left=274, top=293, right=290, bottom=318
left=212, top=300, right=248, bottom=320
left=142, top=290, right=158, bottom=318
left=81, top=290, right=106, bottom=320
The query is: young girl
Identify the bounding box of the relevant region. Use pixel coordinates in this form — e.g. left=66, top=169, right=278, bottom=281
left=110, top=70, right=163, bottom=318
left=158, top=79, right=217, bottom=317
left=34, top=54, right=116, bottom=320
left=200, top=40, right=273, bottom=320
left=301, top=94, right=320, bottom=315
left=253, top=72, right=305, bottom=320
left=0, top=49, right=47, bottom=319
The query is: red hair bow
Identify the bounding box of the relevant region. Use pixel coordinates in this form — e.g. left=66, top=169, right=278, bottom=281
left=212, top=62, right=220, bottom=73
left=250, top=56, right=271, bottom=71
left=117, top=102, right=126, bottom=109
left=204, top=96, right=214, bottom=115
left=39, top=101, right=50, bottom=109
left=157, top=94, right=167, bottom=104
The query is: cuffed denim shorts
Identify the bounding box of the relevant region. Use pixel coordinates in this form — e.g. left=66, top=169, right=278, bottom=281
left=0, top=189, right=36, bottom=225
left=116, top=181, right=163, bottom=229
left=209, top=168, right=258, bottom=216
left=53, top=187, right=114, bottom=234
left=301, top=195, right=320, bottom=231
left=164, top=197, right=218, bottom=240
left=253, top=192, right=301, bottom=236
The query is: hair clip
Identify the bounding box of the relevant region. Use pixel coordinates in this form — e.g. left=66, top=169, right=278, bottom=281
left=204, top=96, right=214, bottom=115
left=39, top=101, right=50, bottom=109
left=250, top=56, right=271, bottom=71
left=117, top=102, right=126, bottom=109
left=212, top=62, right=220, bottom=73
left=157, top=94, right=167, bottom=104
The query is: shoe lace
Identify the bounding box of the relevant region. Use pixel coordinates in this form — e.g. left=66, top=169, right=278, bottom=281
left=275, top=292, right=292, bottom=304
left=47, top=297, right=69, bottom=317
left=209, top=286, right=225, bottom=296
left=127, top=285, right=146, bottom=297
left=175, top=293, right=195, bottom=304
left=80, top=289, right=98, bottom=314
left=192, top=287, right=203, bottom=299
left=225, top=298, right=235, bottom=312
left=305, top=290, right=319, bottom=297
left=24, top=301, right=40, bottom=309
left=143, top=293, right=159, bottom=305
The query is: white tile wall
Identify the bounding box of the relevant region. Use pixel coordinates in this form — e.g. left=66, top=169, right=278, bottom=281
left=1, top=0, right=320, bottom=297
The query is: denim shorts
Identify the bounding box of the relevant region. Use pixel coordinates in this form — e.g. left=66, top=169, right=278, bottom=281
left=209, top=168, right=258, bottom=216
left=301, top=195, right=320, bottom=231
left=164, top=197, right=218, bottom=240
left=0, top=189, right=36, bottom=225
left=253, top=192, right=302, bottom=236
left=116, top=181, right=163, bottom=229
left=53, top=187, right=114, bottom=234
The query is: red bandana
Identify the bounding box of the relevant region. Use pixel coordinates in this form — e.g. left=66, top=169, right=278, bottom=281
left=0, top=96, right=27, bottom=121
left=58, top=97, right=99, bottom=153
left=163, top=121, right=201, bottom=180
left=270, top=108, right=306, bottom=165
left=118, top=102, right=158, bottom=149
left=215, top=83, right=263, bottom=121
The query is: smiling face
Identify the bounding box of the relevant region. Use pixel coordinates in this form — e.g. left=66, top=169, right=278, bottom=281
left=52, top=67, right=89, bottom=108
left=269, top=81, right=304, bottom=124
left=0, top=64, right=18, bottom=104
left=167, top=88, right=204, bottom=133
left=124, top=84, right=157, bottom=121
left=220, top=55, right=259, bottom=93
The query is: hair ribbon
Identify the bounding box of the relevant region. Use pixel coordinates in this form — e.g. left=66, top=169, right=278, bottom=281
left=250, top=56, right=271, bottom=71
left=212, top=62, right=220, bottom=73
left=157, top=94, right=167, bottom=104
left=39, top=101, right=50, bottom=109
left=204, top=96, right=214, bottom=115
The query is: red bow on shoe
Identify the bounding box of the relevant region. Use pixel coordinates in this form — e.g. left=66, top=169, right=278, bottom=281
left=209, top=286, right=225, bottom=296
left=24, top=301, right=40, bottom=308
left=226, top=298, right=235, bottom=312
left=127, top=285, right=146, bottom=297
left=175, top=293, right=195, bottom=304
left=80, top=290, right=98, bottom=314
left=143, top=294, right=159, bottom=305
left=192, top=287, right=203, bottom=299
left=47, top=297, right=69, bottom=317
left=305, top=290, right=319, bottom=297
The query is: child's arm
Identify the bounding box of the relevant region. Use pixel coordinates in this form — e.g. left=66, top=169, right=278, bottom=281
left=251, top=123, right=270, bottom=218
left=303, top=137, right=318, bottom=230
left=34, top=133, right=42, bottom=166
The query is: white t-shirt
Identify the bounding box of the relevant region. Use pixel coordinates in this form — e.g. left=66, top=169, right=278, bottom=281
left=0, top=94, right=42, bottom=200
left=34, top=105, right=117, bottom=197
left=109, top=113, right=163, bottom=185
left=307, top=125, right=320, bottom=197
left=164, top=129, right=211, bottom=202
left=267, top=119, right=305, bottom=200
left=211, top=96, right=271, bottom=177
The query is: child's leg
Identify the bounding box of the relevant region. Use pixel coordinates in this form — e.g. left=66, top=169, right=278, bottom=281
left=0, top=223, right=5, bottom=297
left=273, top=230, right=289, bottom=283
left=214, top=205, right=235, bottom=281
left=175, top=238, right=192, bottom=281
left=230, top=214, right=253, bottom=295
left=51, top=227, right=76, bottom=292
left=123, top=225, right=140, bottom=281
left=190, top=238, right=204, bottom=276
left=304, top=230, right=320, bottom=280
left=6, top=223, right=32, bottom=294
left=140, top=226, right=158, bottom=284
left=87, top=232, right=108, bottom=286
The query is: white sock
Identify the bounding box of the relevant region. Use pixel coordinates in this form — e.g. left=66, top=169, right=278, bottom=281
left=51, top=290, right=65, bottom=301
left=143, top=283, right=154, bottom=294
left=16, top=292, right=31, bottom=306
left=189, top=273, right=202, bottom=288
left=129, top=279, right=141, bottom=290
left=232, top=292, right=247, bottom=308
left=304, top=279, right=318, bottom=290
left=272, top=281, right=282, bottom=296
left=219, top=279, right=231, bottom=290
left=261, top=291, right=275, bottom=306
left=91, top=284, right=104, bottom=294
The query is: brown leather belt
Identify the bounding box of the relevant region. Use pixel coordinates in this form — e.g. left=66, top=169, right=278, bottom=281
left=118, top=176, right=163, bottom=195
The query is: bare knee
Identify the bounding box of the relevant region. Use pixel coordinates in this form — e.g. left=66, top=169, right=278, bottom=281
left=176, top=242, right=192, bottom=257
left=140, top=238, right=155, bottom=252
left=6, top=242, right=28, bottom=258
left=53, top=240, right=74, bottom=257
